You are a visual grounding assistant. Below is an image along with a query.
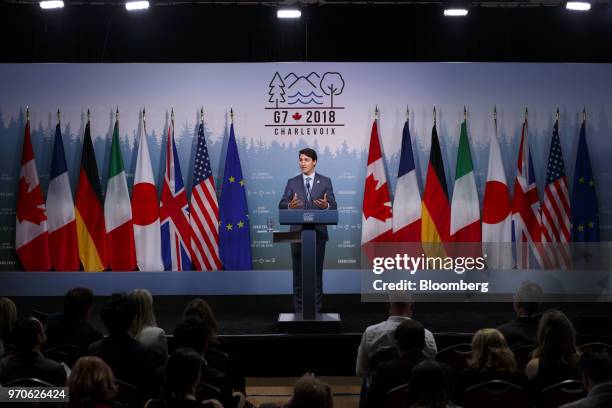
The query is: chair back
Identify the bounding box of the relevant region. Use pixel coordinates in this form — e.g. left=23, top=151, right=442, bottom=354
left=539, top=379, right=586, bottom=408
left=385, top=382, right=410, bottom=408
left=45, top=343, right=84, bottom=368
left=4, top=377, right=55, bottom=387
left=463, top=380, right=529, bottom=408
left=196, top=381, right=223, bottom=402
left=435, top=343, right=472, bottom=372
left=578, top=342, right=612, bottom=354
left=512, top=344, right=537, bottom=371
left=369, top=347, right=399, bottom=372
left=115, top=379, right=139, bottom=407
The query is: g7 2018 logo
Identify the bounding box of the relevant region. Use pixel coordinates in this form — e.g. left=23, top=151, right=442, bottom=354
left=265, top=71, right=345, bottom=136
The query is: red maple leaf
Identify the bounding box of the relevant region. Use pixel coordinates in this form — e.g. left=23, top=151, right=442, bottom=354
left=292, top=112, right=302, bottom=121
left=16, top=178, right=47, bottom=225
left=363, top=174, right=392, bottom=222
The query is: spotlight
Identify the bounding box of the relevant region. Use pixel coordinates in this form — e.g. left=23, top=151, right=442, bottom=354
left=125, top=1, right=149, bottom=11
left=566, top=1, right=591, bottom=10
left=444, top=7, right=468, bottom=16
left=277, top=8, right=301, bottom=19
left=39, top=0, right=64, bottom=9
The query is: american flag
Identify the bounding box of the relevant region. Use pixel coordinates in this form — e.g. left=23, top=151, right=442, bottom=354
left=511, top=118, right=552, bottom=269
left=542, top=118, right=571, bottom=268
left=190, top=121, right=221, bottom=271
left=160, top=119, right=192, bottom=271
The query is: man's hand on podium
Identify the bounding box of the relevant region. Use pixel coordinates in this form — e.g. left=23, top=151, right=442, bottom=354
left=289, top=193, right=303, bottom=209
left=314, top=193, right=329, bottom=209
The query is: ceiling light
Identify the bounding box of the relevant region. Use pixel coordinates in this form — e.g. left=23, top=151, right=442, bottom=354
left=125, top=1, right=149, bottom=11
left=39, top=0, right=64, bottom=9
left=566, top=1, right=591, bottom=10
left=277, top=8, right=301, bottom=19
left=444, top=7, right=468, bottom=16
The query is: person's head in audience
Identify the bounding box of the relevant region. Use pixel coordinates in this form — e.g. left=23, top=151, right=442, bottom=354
left=407, top=360, right=452, bottom=408
left=534, top=310, right=578, bottom=366
left=64, top=287, right=95, bottom=320
left=513, top=282, right=543, bottom=318
left=287, top=374, right=333, bottom=408
left=388, top=301, right=414, bottom=318
left=0, top=297, right=17, bottom=342
left=13, top=317, right=46, bottom=352
left=101, top=293, right=136, bottom=336
left=395, top=319, right=425, bottom=357
left=174, top=317, right=212, bottom=355
left=68, top=356, right=118, bottom=407
left=577, top=350, right=612, bottom=392
left=163, top=348, right=203, bottom=400
left=469, top=328, right=517, bottom=373
left=129, top=288, right=157, bottom=338
left=183, top=298, right=218, bottom=341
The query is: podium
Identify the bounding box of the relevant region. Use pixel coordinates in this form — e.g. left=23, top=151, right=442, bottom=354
left=273, top=209, right=341, bottom=332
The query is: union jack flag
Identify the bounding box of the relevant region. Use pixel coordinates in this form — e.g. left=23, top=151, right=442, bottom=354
left=511, top=118, right=552, bottom=269
left=190, top=121, right=221, bottom=271
left=160, top=118, right=192, bottom=271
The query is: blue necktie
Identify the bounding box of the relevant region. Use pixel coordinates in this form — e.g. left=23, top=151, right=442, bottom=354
left=305, top=177, right=312, bottom=208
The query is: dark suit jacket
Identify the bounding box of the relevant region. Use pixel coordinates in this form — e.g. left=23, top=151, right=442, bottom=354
left=278, top=173, right=337, bottom=241
left=87, top=334, right=158, bottom=399
left=0, top=350, right=67, bottom=386
left=497, top=316, right=540, bottom=347
left=45, top=313, right=103, bottom=350
left=561, top=382, right=612, bottom=408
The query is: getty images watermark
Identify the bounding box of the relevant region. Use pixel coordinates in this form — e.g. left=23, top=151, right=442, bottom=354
left=360, top=242, right=612, bottom=302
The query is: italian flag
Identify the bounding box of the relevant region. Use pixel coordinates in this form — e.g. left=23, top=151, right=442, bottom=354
left=104, top=116, right=136, bottom=271
left=450, top=119, right=481, bottom=243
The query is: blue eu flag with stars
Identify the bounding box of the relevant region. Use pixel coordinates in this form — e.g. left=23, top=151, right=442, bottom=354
left=219, top=123, right=252, bottom=269
left=571, top=120, right=599, bottom=242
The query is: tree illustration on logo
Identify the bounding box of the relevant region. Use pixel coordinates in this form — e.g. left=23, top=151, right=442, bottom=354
left=268, top=72, right=286, bottom=108
left=320, top=72, right=345, bottom=108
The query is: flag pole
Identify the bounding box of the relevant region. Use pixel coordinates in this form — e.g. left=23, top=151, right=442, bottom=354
left=375, top=105, right=379, bottom=121
left=116, top=106, right=119, bottom=123
left=87, top=109, right=90, bottom=124
left=142, top=106, right=146, bottom=134
left=433, top=106, right=436, bottom=127
left=464, top=105, right=467, bottom=122
left=583, top=107, right=586, bottom=123
left=406, top=105, right=409, bottom=122
left=230, top=108, right=234, bottom=123
left=556, top=107, right=560, bottom=124
left=57, top=109, right=60, bottom=126
left=200, top=107, right=204, bottom=125
left=524, top=107, right=528, bottom=123
left=26, top=105, right=30, bottom=123
left=493, top=105, right=497, bottom=135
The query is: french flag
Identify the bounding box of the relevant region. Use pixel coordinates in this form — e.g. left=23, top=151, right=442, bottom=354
left=47, top=120, right=80, bottom=271
left=392, top=117, right=421, bottom=242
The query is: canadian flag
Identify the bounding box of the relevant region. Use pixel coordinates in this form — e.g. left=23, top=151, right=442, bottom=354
left=361, top=118, right=394, bottom=245
left=15, top=118, right=52, bottom=271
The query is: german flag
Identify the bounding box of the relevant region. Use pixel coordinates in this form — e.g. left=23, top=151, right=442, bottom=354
left=75, top=118, right=107, bottom=271
left=421, top=124, right=450, bottom=256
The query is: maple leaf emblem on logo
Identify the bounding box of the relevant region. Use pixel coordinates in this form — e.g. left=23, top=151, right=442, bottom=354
left=292, top=112, right=302, bottom=121
left=363, top=174, right=391, bottom=221
left=16, top=178, right=47, bottom=225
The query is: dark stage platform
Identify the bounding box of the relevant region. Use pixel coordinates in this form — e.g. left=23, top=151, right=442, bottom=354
left=9, top=295, right=612, bottom=377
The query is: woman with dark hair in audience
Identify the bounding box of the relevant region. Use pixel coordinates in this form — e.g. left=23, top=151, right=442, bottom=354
left=129, top=289, right=168, bottom=362
left=65, top=356, right=125, bottom=408
left=0, top=297, right=17, bottom=354
left=145, top=348, right=222, bottom=408
left=407, top=360, right=458, bottom=408
left=183, top=299, right=219, bottom=344
left=455, top=328, right=527, bottom=401
left=525, top=310, right=580, bottom=390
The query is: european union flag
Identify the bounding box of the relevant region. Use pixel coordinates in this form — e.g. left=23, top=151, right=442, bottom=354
left=571, top=120, right=599, bottom=242
left=219, top=122, right=252, bottom=269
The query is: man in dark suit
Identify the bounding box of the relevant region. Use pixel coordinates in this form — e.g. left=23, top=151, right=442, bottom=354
left=45, top=287, right=102, bottom=350
left=278, top=148, right=337, bottom=313
left=561, top=351, right=612, bottom=408
left=87, top=293, right=158, bottom=400
left=0, top=317, right=66, bottom=386
left=497, top=281, right=543, bottom=346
